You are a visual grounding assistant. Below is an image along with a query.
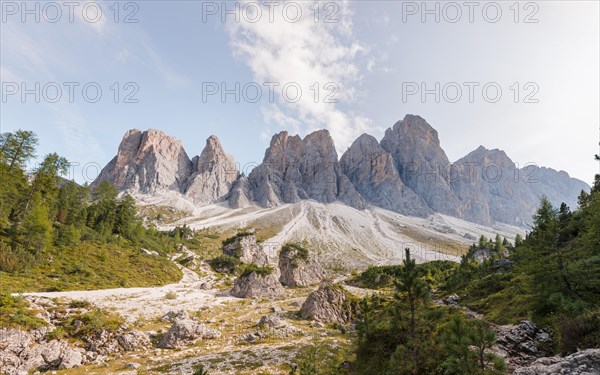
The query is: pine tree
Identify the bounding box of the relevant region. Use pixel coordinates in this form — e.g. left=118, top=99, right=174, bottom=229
left=21, top=192, right=52, bottom=254
left=0, top=130, right=38, bottom=169
left=394, top=248, right=430, bottom=374
left=441, top=315, right=475, bottom=374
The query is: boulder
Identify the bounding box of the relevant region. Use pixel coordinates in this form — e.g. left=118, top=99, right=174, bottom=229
left=230, top=270, right=283, bottom=299
left=157, top=318, right=221, bottom=349
left=160, top=310, right=189, bottom=323
left=278, top=243, right=327, bottom=287
left=257, top=313, right=301, bottom=338
left=222, top=232, right=268, bottom=266
left=494, top=320, right=553, bottom=368
left=116, top=330, right=151, bottom=352
left=513, top=349, right=600, bottom=375
left=57, top=347, right=83, bottom=369
left=300, top=284, right=358, bottom=325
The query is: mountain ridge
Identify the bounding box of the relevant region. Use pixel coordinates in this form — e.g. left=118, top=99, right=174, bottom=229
left=93, top=115, right=590, bottom=227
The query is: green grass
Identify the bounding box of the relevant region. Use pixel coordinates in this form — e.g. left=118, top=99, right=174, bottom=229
left=460, top=272, right=533, bottom=325
left=0, top=293, right=47, bottom=330
left=240, top=264, right=274, bottom=278
left=281, top=243, right=309, bottom=267
left=0, top=240, right=182, bottom=293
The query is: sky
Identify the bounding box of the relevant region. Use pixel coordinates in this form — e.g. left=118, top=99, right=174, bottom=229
left=1, top=0, right=599, bottom=185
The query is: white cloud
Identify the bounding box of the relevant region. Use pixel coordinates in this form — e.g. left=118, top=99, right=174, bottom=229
left=226, top=0, right=375, bottom=154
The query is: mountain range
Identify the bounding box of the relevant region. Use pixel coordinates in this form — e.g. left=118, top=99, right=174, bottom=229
left=93, top=115, right=589, bottom=227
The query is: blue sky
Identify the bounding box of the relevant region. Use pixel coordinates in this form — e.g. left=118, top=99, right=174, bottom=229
left=1, top=0, right=598, bottom=185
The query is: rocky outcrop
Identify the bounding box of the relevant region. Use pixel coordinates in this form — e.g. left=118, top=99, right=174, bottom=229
left=278, top=243, right=327, bottom=287
left=222, top=232, right=268, bottom=266
left=93, top=131, right=239, bottom=204
left=380, top=115, right=462, bottom=217
left=340, top=133, right=431, bottom=217
left=494, top=320, right=553, bottom=368
left=451, top=146, right=538, bottom=226
left=0, top=329, right=84, bottom=374
left=115, top=330, right=151, bottom=352
left=513, top=349, right=600, bottom=375
left=241, top=312, right=303, bottom=342
left=228, top=175, right=252, bottom=208
left=300, top=284, right=358, bottom=325
left=157, top=318, right=221, bottom=349
left=254, top=313, right=302, bottom=339
left=94, top=129, right=192, bottom=193
left=247, top=130, right=365, bottom=209
left=95, top=120, right=588, bottom=228
left=230, top=270, right=284, bottom=299
left=184, top=135, right=238, bottom=204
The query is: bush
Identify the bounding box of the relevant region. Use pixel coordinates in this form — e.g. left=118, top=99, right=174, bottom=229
left=240, top=264, right=273, bottom=278
left=0, top=242, right=34, bottom=273
left=68, top=299, right=91, bottom=308
left=209, top=255, right=241, bottom=274
left=281, top=243, right=309, bottom=267
left=222, top=230, right=254, bottom=247
left=559, top=309, right=600, bottom=353
left=63, top=309, right=124, bottom=338
left=0, top=293, right=47, bottom=330
left=165, top=291, right=177, bottom=300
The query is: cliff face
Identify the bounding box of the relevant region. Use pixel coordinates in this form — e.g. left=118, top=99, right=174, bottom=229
left=183, top=135, right=238, bottom=205
left=340, top=133, right=430, bottom=218
left=94, top=117, right=589, bottom=227
left=93, top=131, right=236, bottom=204
left=380, top=115, right=462, bottom=218
left=93, top=129, right=192, bottom=194
left=247, top=130, right=365, bottom=209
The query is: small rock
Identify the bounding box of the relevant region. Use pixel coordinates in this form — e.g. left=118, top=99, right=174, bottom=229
left=125, top=362, right=141, bottom=369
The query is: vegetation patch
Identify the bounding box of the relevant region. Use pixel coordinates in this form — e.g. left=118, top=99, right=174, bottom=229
left=0, top=293, right=47, bottom=330
left=281, top=242, right=309, bottom=268
left=209, top=255, right=241, bottom=274
left=240, top=264, right=274, bottom=278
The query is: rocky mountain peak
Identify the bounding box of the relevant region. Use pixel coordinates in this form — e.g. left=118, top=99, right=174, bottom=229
left=184, top=135, right=238, bottom=204
left=340, top=133, right=430, bottom=217
left=94, top=129, right=192, bottom=193
left=247, top=129, right=365, bottom=208
left=381, top=115, right=460, bottom=217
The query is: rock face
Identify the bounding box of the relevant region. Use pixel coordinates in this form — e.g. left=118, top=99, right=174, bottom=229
left=494, top=320, right=553, bottom=368
left=278, top=243, right=327, bottom=287
left=222, top=233, right=268, bottom=266
left=380, top=115, right=462, bottom=217
left=183, top=135, right=238, bottom=204
left=94, top=129, right=192, bottom=193
left=157, top=318, right=221, bottom=349
left=228, top=176, right=252, bottom=208
left=230, top=271, right=284, bottom=299
left=512, top=349, right=600, bottom=375
left=300, top=284, right=358, bottom=325
left=0, top=329, right=84, bottom=374
left=95, top=120, right=589, bottom=227
left=340, top=133, right=431, bottom=217
left=256, top=313, right=302, bottom=338
left=247, top=130, right=365, bottom=209
left=94, top=131, right=238, bottom=204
